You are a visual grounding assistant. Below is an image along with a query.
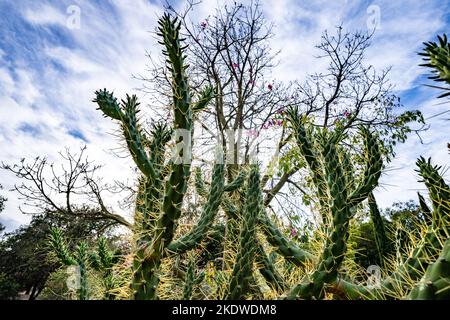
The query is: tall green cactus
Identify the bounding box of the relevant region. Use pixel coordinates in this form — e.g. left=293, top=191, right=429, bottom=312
left=94, top=14, right=222, bottom=300
left=84, top=12, right=450, bottom=301
left=273, top=108, right=382, bottom=299
left=226, top=164, right=261, bottom=299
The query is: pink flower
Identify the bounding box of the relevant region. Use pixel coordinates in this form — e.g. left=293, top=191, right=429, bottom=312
left=232, top=63, right=239, bottom=69
left=343, top=110, right=351, bottom=118
left=277, top=120, right=283, bottom=126
left=247, top=129, right=259, bottom=138
left=268, top=84, right=273, bottom=91
left=200, top=21, right=207, bottom=29
left=290, top=228, right=298, bottom=237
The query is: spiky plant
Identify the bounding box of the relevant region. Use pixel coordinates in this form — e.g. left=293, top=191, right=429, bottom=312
left=48, top=228, right=90, bottom=300
left=419, top=33, right=450, bottom=98
left=280, top=109, right=382, bottom=299
left=93, top=14, right=227, bottom=300
left=90, top=237, right=118, bottom=300
left=335, top=156, right=450, bottom=299
left=182, top=255, right=205, bottom=300
left=368, top=192, right=389, bottom=266
left=226, top=164, right=261, bottom=299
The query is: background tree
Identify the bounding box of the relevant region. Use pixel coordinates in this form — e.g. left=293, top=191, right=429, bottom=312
left=1, top=147, right=132, bottom=230
left=0, top=184, right=6, bottom=234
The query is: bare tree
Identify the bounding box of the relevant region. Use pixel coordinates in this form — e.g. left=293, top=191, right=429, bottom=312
left=1, top=147, right=132, bottom=229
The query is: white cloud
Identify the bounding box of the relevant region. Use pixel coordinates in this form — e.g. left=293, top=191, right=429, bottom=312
left=22, top=4, right=67, bottom=26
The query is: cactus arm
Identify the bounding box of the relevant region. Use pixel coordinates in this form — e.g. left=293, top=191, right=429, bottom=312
left=368, top=192, right=389, bottom=264
left=408, top=238, right=450, bottom=299
left=166, top=159, right=225, bottom=255
left=286, top=109, right=329, bottom=222
left=288, top=133, right=351, bottom=299
left=192, top=85, right=214, bottom=113
left=416, top=157, right=450, bottom=222
left=348, top=127, right=382, bottom=206
left=48, top=227, right=76, bottom=266
left=417, top=192, right=432, bottom=225
left=148, top=123, right=172, bottom=168
left=194, top=167, right=209, bottom=197
left=94, top=91, right=157, bottom=180
left=183, top=259, right=196, bottom=300
left=259, top=210, right=314, bottom=267
left=285, top=108, right=324, bottom=185
left=340, top=146, right=355, bottom=191
left=226, top=165, right=261, bottom=299
left=222, top=194, right=239, bottom=219
left=157, top=13, right=192, bottom=131
left=224, top=171, right=246, bottom=192
left=93, top=88, right=123, bottom=120
left=195, top=166, right=243, bottom=218
left=256, top=242, right=286, bottom=292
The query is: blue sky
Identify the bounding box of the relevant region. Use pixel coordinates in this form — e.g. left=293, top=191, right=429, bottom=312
left=0, top=0, right=449, bottom=231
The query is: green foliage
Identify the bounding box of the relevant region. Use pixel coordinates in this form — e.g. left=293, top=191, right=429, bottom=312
left=0, top=272, right=20, bottom=300
left=47, top=228, right=121, bottom=300
left=0, top=184, right=6, bottom=233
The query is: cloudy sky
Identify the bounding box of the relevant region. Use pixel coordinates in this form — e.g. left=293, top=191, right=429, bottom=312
left=0, top=0, right=449, bottom=232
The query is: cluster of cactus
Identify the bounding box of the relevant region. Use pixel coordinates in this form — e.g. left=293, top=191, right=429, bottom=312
left=46, top=13, right=449, bottom=300
left=48, top=228, right=117, bottom=300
